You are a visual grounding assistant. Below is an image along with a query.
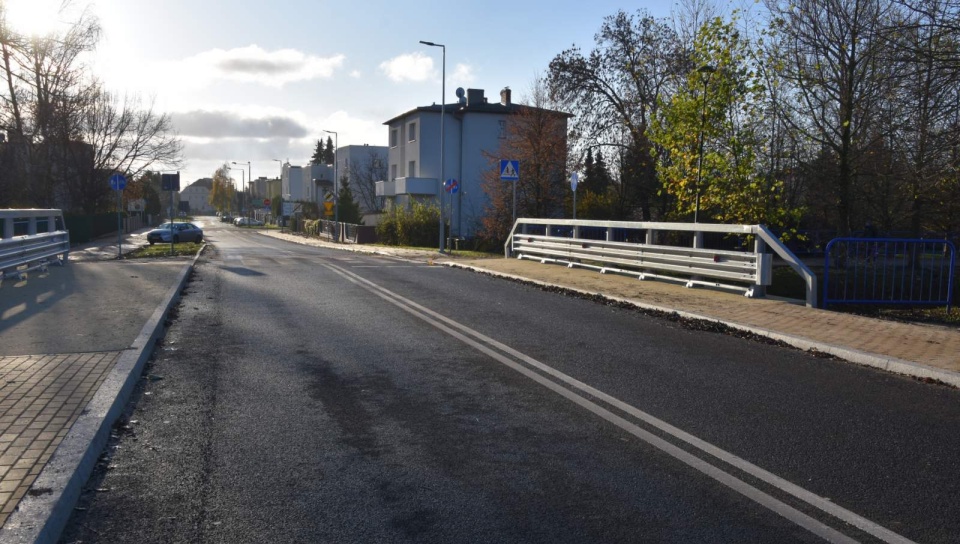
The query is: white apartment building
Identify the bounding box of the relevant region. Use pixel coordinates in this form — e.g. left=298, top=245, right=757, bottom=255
left=179, top=178, right=214, bottom=214
left=281, top=162, right=336, bottom=204
left=377, top=87, right=569, bottom=238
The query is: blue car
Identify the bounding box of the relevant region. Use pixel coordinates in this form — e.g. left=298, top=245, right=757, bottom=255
left=146, top=222, right=204, bottom=244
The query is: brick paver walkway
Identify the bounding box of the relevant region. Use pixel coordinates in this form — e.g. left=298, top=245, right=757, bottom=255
left=0, top=352, right=121, bottom=525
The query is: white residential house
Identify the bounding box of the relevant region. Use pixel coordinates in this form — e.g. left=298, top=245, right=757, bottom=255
left=376, top=87, right=570, bottom=238
left=337, top=144, right=388, bottom=214
left=179, top=178, right=213, bottom=214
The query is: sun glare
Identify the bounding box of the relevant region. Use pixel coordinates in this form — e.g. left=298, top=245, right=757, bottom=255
left=2, top=0, right=68, bottom=37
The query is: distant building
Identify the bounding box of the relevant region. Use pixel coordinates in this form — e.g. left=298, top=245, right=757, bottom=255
left=337, top=144, right=387, bottom=213
left=179, top=178, right=214, bottom=214
left=377, top=87, right=570, bottom=238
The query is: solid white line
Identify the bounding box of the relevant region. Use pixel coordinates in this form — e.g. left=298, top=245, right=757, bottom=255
left=324, top=263, right=916, bottom=544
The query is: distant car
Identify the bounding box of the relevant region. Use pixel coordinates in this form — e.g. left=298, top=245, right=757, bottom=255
left=234, top=217, right=264, bottom=226
left=146, top=222, right=204, bottom=245
left=220, top=214, right=234, bottom=223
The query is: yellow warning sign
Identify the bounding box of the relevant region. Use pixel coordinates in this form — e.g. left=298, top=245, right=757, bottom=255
left=324, top=202, right=334, bottom=216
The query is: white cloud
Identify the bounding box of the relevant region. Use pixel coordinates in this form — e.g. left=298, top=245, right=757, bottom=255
left=379, top=52, right=434, bottom=83
left=153, top=46, right=345, bottom=89
left=350, top=70, right=362, bottom=79
left=450, top=63, right=476, bottom=87
left=171, top=110, right=310, bottom=139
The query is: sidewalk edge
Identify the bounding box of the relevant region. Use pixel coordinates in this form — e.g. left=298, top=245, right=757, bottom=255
left=0, top=252, right=202, bottom=544
left=448, top=263, right=960, bottom=389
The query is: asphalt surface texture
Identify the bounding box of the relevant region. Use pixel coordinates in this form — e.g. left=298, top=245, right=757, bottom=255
left=0, top=222, right=960, bottom=542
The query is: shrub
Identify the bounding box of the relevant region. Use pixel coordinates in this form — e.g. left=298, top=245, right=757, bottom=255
left=376, top=202, right=441, bottom=247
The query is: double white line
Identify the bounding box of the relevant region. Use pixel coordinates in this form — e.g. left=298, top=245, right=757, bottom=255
left=324, top=262, right=915, bottom=544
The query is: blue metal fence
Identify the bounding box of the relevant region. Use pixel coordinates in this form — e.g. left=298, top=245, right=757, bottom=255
left=823, top=238, right=956, bottom=311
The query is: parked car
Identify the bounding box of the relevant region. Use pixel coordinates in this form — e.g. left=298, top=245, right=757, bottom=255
left=220, top=214, right=234, bottom=223
left=234, top=217, right=264, bottom=226
left=146, top=222, right=204, bottom=244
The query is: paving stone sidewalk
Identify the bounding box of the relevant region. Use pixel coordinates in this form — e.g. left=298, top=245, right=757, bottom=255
left=0, top=352, right=122, bottom=525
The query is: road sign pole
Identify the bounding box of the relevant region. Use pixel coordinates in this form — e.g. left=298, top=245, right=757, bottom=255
left=117, top=188, right=122, bottom=259
left=512, top=179, right=517, bottom=228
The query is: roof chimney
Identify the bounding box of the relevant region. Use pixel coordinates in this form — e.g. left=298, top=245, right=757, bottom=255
left=500, top=87, right=511, bottom=106
left=466, top=88, right=484, bottom=106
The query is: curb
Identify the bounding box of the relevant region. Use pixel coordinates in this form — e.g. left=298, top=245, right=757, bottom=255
left=447, top=263, right=960, bottom=389
left=0, top=247, right=206, bottom=544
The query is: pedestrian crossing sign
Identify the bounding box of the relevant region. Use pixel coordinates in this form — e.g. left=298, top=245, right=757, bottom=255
left=500, top=159, right=519, bottom=181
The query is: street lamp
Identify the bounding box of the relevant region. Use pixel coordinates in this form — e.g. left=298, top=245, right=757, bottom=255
left=420, top=39, right=445, bottom=253
left=232, top=161, right=251, bottom=218
left=694, top=64, right=716, bottom=224
left=273, top=159, right=283, bottom=229
left=322, top=129, right=340, bottom=242
left=228, top=166, right=245, bottom=215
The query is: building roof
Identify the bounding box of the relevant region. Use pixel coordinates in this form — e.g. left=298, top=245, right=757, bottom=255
left=383, top=90, right=571, bottom=126
left=183, top=177, right=213, bottom=190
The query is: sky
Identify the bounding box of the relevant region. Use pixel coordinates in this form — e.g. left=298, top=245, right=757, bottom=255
left=6, top=0, right=676, bottom=190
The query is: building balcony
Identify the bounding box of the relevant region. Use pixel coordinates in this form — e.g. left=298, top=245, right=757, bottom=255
left=395, top=177, right=437, bottom=195
left=375, top=180, right=396, bottom=197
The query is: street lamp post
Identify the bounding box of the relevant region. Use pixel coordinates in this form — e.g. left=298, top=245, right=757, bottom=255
left=228, top=166, right=245, bottom=216
left=273, top=159, right=283, bottom=230
left=322, top=129, right=340, bottom=242
left=232, top=161, right=251, bottom=218
left=694, top=65, right=716, bottom=224
left=420, top=40, right=445, bottom=253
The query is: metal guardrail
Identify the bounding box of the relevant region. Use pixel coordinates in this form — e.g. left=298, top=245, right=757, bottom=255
left=504, top=219, right=817, bottom=307
left=823, top=238, right=956, bottom=311
left=0, top=209, right=70, bottom=287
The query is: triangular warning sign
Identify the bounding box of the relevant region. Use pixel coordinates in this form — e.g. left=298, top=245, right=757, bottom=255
left=503, top=162, right=517, bottom=178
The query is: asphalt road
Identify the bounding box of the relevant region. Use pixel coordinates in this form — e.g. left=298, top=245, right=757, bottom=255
left=60, top=222, right=960, bottom=543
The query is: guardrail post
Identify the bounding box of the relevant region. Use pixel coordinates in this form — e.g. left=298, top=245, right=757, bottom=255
left=693, top=230, right=703, bottom=249
left=2, top=216, right=12, bottom=239
left=753, top=236, right=768, bottom=297
left=606, top=227, right=613, bottom=242
left=645, top=228, right=654, bottom=245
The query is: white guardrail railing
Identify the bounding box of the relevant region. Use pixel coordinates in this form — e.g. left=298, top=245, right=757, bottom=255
left=504, top=218, right=817, bottom=308
left=0, top=209, right=70, bottom=287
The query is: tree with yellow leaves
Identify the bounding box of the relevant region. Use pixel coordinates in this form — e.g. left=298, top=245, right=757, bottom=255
left=650, top=15, right=802, bottom=234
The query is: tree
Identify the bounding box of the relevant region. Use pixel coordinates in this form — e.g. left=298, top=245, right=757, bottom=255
left=310, top=139, right=326, bottom=164
left=548, top=9, right=686, bottom=220
left=337, top=176, right=362, bottom=224
left=208, top=163, right=235, bottom=213
left=346, top=151, right=387, bottom=213
left=323, top=135, right=335, bottom=164
left=651, top=16, right=803, bottom=230
left=480, top=77, right=570, bottom=242
left=0, top=3, right=182, bottom=214
left=765, top=0, right=894, bottom=234
left=881, top=0, right=960, bottom=236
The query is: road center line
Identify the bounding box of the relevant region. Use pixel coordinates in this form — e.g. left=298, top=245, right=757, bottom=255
left=324, top=263, right=915, bottom=544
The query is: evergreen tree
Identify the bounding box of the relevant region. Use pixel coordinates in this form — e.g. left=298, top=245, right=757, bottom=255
left=310, top=139, right=326, bottom=164
left=583, top=148, right=596, bottom=188
left=337, top=176, right=362, bottom=224
left=323, top=136, right=336, bottom=164
left=593, top=149, right=613, bottom=194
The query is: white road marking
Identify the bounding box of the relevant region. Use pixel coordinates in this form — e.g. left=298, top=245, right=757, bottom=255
left=324, top=262, right=917, bottom=544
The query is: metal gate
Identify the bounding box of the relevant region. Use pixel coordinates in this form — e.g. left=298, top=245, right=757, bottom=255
left=823, top=238, right=956, bottom=310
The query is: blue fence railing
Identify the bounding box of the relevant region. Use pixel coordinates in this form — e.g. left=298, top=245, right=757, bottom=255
left=823, top=238, right=956, bottom=311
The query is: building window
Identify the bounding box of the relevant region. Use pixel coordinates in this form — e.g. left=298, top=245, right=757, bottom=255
left=391, top=164, right=397, bottom=180
left=407, top=160, right=416, bottom=177
left=498, top=120, right=506, bottom=139
left=408, top=122, right=417, bottom=142
left=390, top=128, right=398, bottom=147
